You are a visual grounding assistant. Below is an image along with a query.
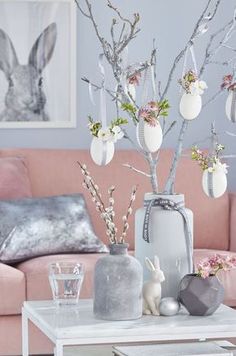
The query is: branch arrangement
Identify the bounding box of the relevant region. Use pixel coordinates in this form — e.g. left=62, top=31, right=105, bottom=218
left=76, top=0, right=236, bottom=195
left=78, top=162, right=137, bottom=244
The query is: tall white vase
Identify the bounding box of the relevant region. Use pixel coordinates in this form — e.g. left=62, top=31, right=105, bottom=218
left=135, top=193, right=193, bottom=298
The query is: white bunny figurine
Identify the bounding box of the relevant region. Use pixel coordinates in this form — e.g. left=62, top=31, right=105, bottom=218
left=142, top=256, right=165, bottom=316
left=0, top=23, right=57, bottom=122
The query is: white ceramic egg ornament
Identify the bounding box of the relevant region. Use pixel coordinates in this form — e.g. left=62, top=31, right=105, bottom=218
left=202, top=170, right=227, bottom=198
left=179, top=93, right=202, bottom=120
left=225, top=89, right=236, bottom=123
left=90, top=137, right=115, bottom=166
left=136, top=120, right=163, bottom=153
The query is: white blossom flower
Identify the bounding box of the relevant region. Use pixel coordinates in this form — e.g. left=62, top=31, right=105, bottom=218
left=109, top=197, right=115, bottom=204
left=97, top=128, right=113, bottom=142
left=190, top=80, right=208, bottom=95
left=208, top=159, right=229, bottom=174
left=128, top=207, right=132, bottom=214
left=122, top=215, right=127, bottom=222
left=111, top=126, right=124, bottom=143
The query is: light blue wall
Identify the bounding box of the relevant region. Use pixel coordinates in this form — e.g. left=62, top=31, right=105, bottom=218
left=0, top=0, right=236, bottom=189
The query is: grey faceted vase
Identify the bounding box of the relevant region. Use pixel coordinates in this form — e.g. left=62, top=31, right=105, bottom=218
left=93, top=243, right=143, bottom=321
left=178, top=274, right=224, bottom=316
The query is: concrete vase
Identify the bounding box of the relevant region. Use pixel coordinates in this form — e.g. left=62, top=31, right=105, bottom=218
left=93, top=243, right=143, bottom=320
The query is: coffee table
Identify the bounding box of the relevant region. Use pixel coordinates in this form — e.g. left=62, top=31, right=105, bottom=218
left=22, top=300, right=236, bottom=356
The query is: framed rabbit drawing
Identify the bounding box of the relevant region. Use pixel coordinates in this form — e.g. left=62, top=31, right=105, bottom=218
left=0, top=0, right=76, bottom=128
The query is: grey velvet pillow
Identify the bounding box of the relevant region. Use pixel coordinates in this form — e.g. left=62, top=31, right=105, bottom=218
left=0, top=193, right=107, bottom=263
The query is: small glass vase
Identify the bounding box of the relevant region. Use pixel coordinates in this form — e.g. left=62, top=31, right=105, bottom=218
left=49, top=261, right=84, bottom=306
left=178, top=273, right=224, bottom=316
left=93, top=243, right=143, bottom=320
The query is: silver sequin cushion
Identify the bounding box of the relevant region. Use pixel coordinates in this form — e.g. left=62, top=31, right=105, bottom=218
left=0, top=194, right=108, bottom=263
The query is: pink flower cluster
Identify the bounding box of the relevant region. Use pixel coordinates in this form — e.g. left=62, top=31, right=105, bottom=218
left=128, top=72, right=141, bottom=86
left=221, top=74, right=236, bottom=91
left=196, top=254, right=236, bottom=279
left=138, top=101, right=159, bottom=127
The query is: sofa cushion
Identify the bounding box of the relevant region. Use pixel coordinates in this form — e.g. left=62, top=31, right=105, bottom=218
left=194, top=249, right=236, bottom=306
left=17, top=253, right=105, bottom=301
left=0, top=194, right=107, bottom=264
left=0, top=156, right=32, bottom=200
left=0, top=149, right=230, bottom=251
left=0, top=263, right=25, bottom=315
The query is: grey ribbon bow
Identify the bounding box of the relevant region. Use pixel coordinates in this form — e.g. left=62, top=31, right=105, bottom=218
left=143, top=197, right=193, bottom=273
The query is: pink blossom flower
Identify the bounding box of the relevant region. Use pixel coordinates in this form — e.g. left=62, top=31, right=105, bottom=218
left=128, top=72, right=141, bottom=86
left=138, top=101, right=160, bottom=127
left=196, top=254, right=236, bottom=278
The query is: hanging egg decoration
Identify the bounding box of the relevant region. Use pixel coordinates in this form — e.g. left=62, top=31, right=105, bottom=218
left=136, top=120, right=163, bottom=153
left=225, top=89, right=236, bottom=123
left=179, top=93, right=202, bottom=120
left=90, top=137, right=115, bottom=166
left=202, top=169, right=227, bottom=198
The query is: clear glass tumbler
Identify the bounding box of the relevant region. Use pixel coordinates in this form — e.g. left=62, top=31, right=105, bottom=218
left=49, top=261, right=84, bottom=305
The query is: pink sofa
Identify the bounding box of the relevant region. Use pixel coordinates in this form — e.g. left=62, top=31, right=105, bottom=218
left=0, top=148, right=235, bottom=355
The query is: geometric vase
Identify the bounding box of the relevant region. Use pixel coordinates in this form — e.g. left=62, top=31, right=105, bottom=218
left=178, top=274, right=224, bottom=316
left=135, top=193, right=193, bottom=299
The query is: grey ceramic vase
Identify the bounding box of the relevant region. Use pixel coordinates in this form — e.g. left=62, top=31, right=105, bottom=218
left=178, top=274, right=224, bottom=316
left=93, top=243, right=143, bottom=321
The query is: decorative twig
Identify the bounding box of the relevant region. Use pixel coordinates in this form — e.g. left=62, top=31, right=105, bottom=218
left=78, top=162, right=137, bottom=245
left=120, top=186, right=137, bottom=243
left=163, top=119, right=189, bottom=194
left=161, top=0, right=220, bottom=100
left=123, top=163, right=151, bottom=178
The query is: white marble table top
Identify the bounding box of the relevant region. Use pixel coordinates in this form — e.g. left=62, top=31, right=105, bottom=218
left=23, top=300, right=236, bottom=344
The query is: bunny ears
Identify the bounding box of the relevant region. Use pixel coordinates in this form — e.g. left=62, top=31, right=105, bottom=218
left=0, top=22, right=57, bottom=78
left=145, top=256, right=160, bottom=271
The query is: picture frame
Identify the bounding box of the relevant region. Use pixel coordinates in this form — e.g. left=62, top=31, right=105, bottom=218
left=0, top=0, right=77, bottom=128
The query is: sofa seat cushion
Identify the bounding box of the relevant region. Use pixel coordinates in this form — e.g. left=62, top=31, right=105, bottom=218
left=194, top=249, right=236, bottom=306
left=0, top=263, right=25, bottom=315
left=17, top=253, right=106, bottom=301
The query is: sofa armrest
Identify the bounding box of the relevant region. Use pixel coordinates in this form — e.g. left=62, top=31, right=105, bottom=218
left=230, top=193, right=236, bottom=252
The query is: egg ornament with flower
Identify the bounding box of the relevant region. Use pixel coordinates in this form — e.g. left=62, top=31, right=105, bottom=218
left=136, top=100, right=169, bottom=153
left=179, top=70, right=207, bottom=120
left=202, top=160, right=228, bottom=198
left=88, top=117, right=128, bottom=166
left=191, top=144, right=228, bottom=199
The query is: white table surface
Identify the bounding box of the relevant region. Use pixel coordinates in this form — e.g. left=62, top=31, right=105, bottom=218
left=23, top=300, right=236, bottom=345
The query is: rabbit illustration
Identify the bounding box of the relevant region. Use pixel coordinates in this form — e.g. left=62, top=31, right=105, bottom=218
left=0, top=23, right=57, bottom=121
left=143, top=256, right=165, bottom=316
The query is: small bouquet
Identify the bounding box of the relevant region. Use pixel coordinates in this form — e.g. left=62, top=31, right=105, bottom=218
left=179, top=70, right=207, bottom=95
left=196, top=254, right=236, bottom=279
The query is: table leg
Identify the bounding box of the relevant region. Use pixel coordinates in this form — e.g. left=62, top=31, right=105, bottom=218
left=55, top=342, right=64, bottom=356
left=22, top=309, right=29, bottom=356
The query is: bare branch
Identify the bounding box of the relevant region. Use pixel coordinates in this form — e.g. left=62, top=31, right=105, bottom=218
left=163, top=121, right=177, bottom=138
left=82, top=77, right=119, bottom=101
left=163, top=119, right=189, bottom=194
left=123, top=163, right=151, bottom=177
left=161, top=0, right=220, bottom=100
left=74, top=0, right=90, bottom=18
